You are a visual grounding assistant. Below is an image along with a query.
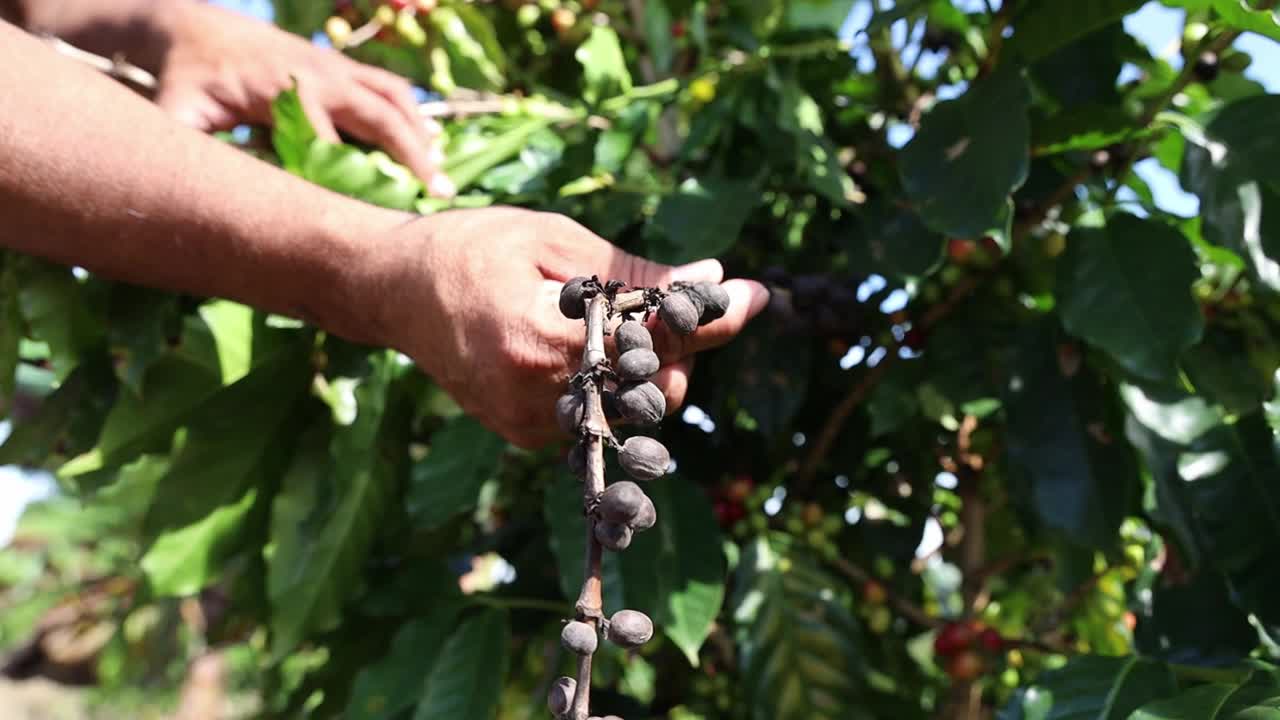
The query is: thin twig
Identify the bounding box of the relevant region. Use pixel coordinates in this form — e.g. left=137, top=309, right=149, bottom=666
left=40, top=34, right=157, bottom=90
left=828, top=556, right=940, bottom=629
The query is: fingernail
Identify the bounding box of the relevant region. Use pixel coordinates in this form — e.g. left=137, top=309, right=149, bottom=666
left=427, top=145, right=446, bottom=167
left=422, top=118, right=443, bottom=136
left=429, top=174, right=457, bottom=198
left=669, top=259, right=724, bottom=283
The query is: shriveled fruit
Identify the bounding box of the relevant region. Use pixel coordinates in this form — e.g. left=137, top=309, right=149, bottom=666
left=659, top=293, right=699, bottom=335
left=547, top=676, right=576, bottom=716
left=561, top=620, right=598, bottom=656
left=615, top=381, right=665, bottom=425
left=614, top=320, right=653, bottom=354
left=594, top=521, right=633, bottom=551
left=687, top=281, right=730, bottom=325
left=631, top=495, right=656, bottom=531
left=606, top=609, right=653, bottom=648
left=567, top=442, right=586, bottom=478
left=598, top=481, right=647, bottom=525
left=559, top=276, right=591, bottom=319
left=617, top=348, right=660, bottom=380
left=618, top=436, right=670, bottom=481
left=556, top=391, right=585, bottom=435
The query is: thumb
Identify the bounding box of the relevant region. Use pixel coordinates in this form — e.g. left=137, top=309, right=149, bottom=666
left=606, top=248, right=725, bottom=290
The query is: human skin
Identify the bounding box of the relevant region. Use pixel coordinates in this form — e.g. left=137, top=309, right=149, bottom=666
left=0, top=0, right=454, bottom=196
left=0, top=19, right=770, bottom=447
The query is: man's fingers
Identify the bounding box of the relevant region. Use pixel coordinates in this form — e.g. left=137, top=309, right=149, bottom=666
left=651, top=359, right=692, bottom=417
left=535, top=217, right=724, bottom=289
left=331, top=85, right=446, bottom=192
left=649, top=279, right=771, bottom=364
left=154, top=82, right=240, bottom=133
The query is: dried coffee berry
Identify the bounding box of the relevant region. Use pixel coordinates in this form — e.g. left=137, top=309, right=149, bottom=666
left=617, top=348, right=660, bottom=380
left=615, top=381, right=665, bottom=425
left=618, top=436, right=670, bottom=481
left=631, top=495, right=656, bottom=531
left=547, top=676, right=576, bottom=716
left=687, top=281, right=731, bottom=325
left=594, top=521, right=633, bottom=551
left=598, top=481, right=647, bottom=525
left=614, top=320, right=653, bottom=354
left=606, top=609, right=653, bottom=649
left=561, top=620, right=598, bottom=656
left=556, top=391, right=585, bottom=435
left=567, top=442, right=586, bottom=478
left=559, top=276, right=591, bottom=320
left=659, top=293, right=699, bottom=335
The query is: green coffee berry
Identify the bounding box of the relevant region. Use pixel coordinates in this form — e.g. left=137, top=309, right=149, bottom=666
left=659, top=293, right=699, bottom=335
left=561, top=620, right=598, bottom=656
left=618, top=436, right=670, bottom=481
left=688, top=281, right=731, bottom=325
left=606, top=609, right=653, bottom=649
left=548, top=676, right=576, bottom=716
left=614, top=320, right=653, bottom=354
left=556, top=391, right=585, bottom=435
left=599, top=481, right=647, bottom=525
left=615, top=381, right=665, bottom=425
left=631, top=495, right=656, bottom=531
left=559, top=276, right=591, bottom=320
left=594, top=521, right=633, bottom=551
left=567, top=442, right=586, bottom=478
left=617, top=348, right=660, bottom=381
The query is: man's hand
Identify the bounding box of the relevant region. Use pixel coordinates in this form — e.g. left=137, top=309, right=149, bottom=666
left=367, top=209, right=771, bottom=448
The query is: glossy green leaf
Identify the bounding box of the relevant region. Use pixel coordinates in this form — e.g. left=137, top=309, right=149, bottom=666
left=268, top=353, right=400, bottom=660
left=270, top=85, right=318, bottom=174
left=429, top=7, right=505, bottom=92
left=785, top=0, right=858, bottom=33
left=643, top=0, right=675, bottom=75
left=141, top=486, right=258, bottom=597
left=1163, top=0, right=1280, bottom=42
left=1007, top=0, right=1145, bottom=63
left=899, top=66, right=1031, bottom=239
left=1057, top=214, right=1203, bottom=383
left=0, top=356, right=116, bottom=470
left=17, top=262, right=103, bottom=380
left=576, top=26, right=633, bottom=105
left=1033, top=105, right=1147, bottom=155
left=999, top=655, right=1178, bottom=719
left=346, top=594, right=465, bottom=720
left=649, top=176, right=759, bottom=265
left=445, top=117, right=554, bottom=191
left=406, top=415, right=506, bottom=530
left=270, top=0, right=331, bottom=38
left=412, top=609, right=510, bottom=720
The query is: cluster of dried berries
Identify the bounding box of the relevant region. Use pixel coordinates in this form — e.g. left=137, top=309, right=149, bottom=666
left=547, top=275, right=729, bottom=720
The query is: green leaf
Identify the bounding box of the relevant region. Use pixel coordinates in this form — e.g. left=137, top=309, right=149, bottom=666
left=899, top=66, right=1031, bottom=239
left=649, top=176, right=759, bottom=264
left=576, top=26, right=633, bottom=105
left=346, top=595, right=465, bottom=720
left=544, top=472, right=595, bottom=601
left=1007, top=0, right=1146, bottom=63
left=1032, top=105, right=1147, bottom=155
left=412, top=609, right=510, bottom=720
left=1129, top=683, right=1239, bottom=719
left=643, top=0, right=676, bottom=75
left=270, top=87, right=318, bottom=174
left=1164, top=0, right=1280, bottom=43
left=17, top=262, right=104, bottom=380
left=1004, top=320, right=1139, bottom=548
left=732, top=537, right=868, bottom=720
left=617, top=475, right=727, bottom=665
left=715, top=316, right=813, bottom=437
left=849, top=203, right=945, bottom=279
left=270, top=0, right=331, bottom=37
left=141, top=486, right=258, bottom=597
left=0, top=355, right=115, bottom=469
left=268, top=353, right=402, bottom=660
left=300, top=144, right=423, bottom=211
left=1057, top=214, right=1203, bottom=383
left=999, top=655, right=1177, bottom=719
left=785, top=0, right=858, bottom=33
left=429, top=7, right=505, bottom=92
left=445, top=117, right=554, bottom=191
left=406, top=415, right=506, bottom=530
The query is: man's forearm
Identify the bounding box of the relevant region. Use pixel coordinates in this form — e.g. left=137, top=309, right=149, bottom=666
left=0, top=20, right=411, bottom=346
left=1, top=0, right=180, bottom=73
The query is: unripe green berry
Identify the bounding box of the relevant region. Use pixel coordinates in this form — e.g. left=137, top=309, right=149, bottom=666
left=595, top=521, right=633, bottom=551
left=685, top=281, right=731, bottom=325
left=617, top=436, right=670, bottom=481
left=559, top=276, right=591, bottom=319
left=615, top=381, right=665, bottom=425
left=617, top=348, right=660, bottom=380
left=561, top=620, right=598, bottom=656
left=599, top=481, right=647, bottom=525
left=555, top=391, right=585, bottom=435
left=631, top=495, right=656, bottom=531
left=614, top=320, right=653, bottom=354
left=606, top=609, right=653, bottom=648
left=659, top=293, right=699, bottom=335
left=548, top=676, right=576, bottom=716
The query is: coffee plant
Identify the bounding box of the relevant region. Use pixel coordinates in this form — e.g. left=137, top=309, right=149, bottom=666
left=6, top=0, right=1280, bottom=718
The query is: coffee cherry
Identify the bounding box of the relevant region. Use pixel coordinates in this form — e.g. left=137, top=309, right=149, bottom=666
left=606, top=609, right=653, bottom=648
left=374, top=4, right=397, bottom=25
left=631, top=495, right=656, bottom=531
left=1194, top=51, right=1220, bottom=83
left=595, top=521, right=633, bottom=551
left=617, top=436, right=670, bottom=481
left=614, top=320, right=653, bottom=354
left=598, top=481, right=647, bottom=525
left=567, top=442, right=586, bottom=478
left=617, top=348, right=660, bottom=380
left=561, top=620, right=598, bottom=656
left=659, top=293, right=699, bottom=335
left=686, top=281, right=731, bottom=325
left=615, top=381, right=665, bottom=425
left=325, top=16, right=353, bottom=47
left=863, top=580, right=887, bottom=605
left=933, top=621, right=976, bottom=657
left=559, top=276, right=591, bottom=319
left=978, top=628, right=1003, bottom=653
left=547, top=676, right=576, bottom=716
left=555, top=391, right=585, bottom=435
left=946, top=650, right=985, bottom=681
